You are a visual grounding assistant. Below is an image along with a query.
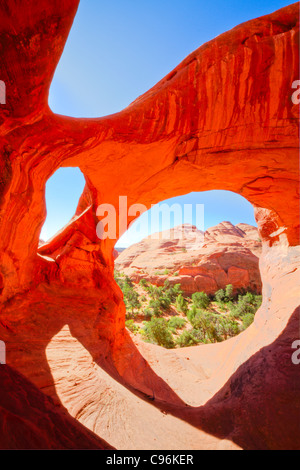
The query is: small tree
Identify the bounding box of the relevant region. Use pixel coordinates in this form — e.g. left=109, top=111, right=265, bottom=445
left=191, top=311, right=221, bottom=343
left=125, top=320, right=139, bottom=334
left=139, top=278, right=148, bottom=288
left=168, top=316, right=186, bottom=333
left=187, top=304, right=197, bottom=323
left=176, top=329, right=204, bottom=347
left=143, top=318, right=175, bottom=349
left=215, top=288, right=225, bottom=303
left=175, top=294, right=188, bottom=314
left=217, top=316, right=240, bottom=340
left=192, top=292, right=210, bottom=310
left=124, top=287, right=141, bottom=316
left=225, top=284, right=234, bottom=301
left=230, top=292, right=262, bottom=319
left=149, top=299, right=162, bottom=317
left=242, top=313, right=255, bottom=329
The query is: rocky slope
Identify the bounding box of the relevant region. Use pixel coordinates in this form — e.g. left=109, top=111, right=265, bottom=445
left=115, top=222, right=262, bottom=294
left=0, top=1, right=299, bottom=450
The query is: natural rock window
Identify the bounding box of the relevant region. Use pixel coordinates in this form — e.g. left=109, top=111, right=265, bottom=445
left=114, top=190, right=262, bottom=347
left=40, top=167, right=85, bottom=243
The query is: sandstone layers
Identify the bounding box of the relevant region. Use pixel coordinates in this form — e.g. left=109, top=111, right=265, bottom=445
left=0, top=1, right=299, bottom=450
left=115, top=222, right=262, bottom=294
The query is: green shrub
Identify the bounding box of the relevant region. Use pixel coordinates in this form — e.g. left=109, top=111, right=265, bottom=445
left=143, top=308, right=153, bottom=320
left=143, top=318, right=175, bottom=349
left=148, top=299, right=162, bottom=317
left=123, top=286, right=141, bottom=316
left=192, top=292, right=210, bottom=310
left=139, top=279, right=148, bottom=288
left=161, top=282, right=183, bottom=303
left=191, top=311, right=221, bottom=342
left=215, top=289, right=225, bottom=303
left=242, top=313, right=255, bottom=329
left=147, top=295, right=170, bottom=317
left=148, top=285, right=163, bottom=300
left=175, top=294, right=188, bottom=314
left=225, top=284, right=234, bottom=301
left=230, top=292, right=262, bottom=319
left=176, top=329, right=205, bottom=347
left=168, top=316, right=186, bottom=332
left=125, top=320, right=139, bottom=334
left=187, top=304, right=197, bottom=323
left=215, top=284, right=234, bottom=303
left=216, top=316, right=240, bottom=340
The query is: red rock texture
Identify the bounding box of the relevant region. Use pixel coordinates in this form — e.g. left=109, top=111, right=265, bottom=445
left=115, top=222, right=262, bottom=294
left=0, top=0, right=299, bottom=450
left=0, top=365, right=113, bottom=449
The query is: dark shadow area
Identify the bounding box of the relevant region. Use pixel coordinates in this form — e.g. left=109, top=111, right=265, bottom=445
left=0, top=364, right=113, bottom=450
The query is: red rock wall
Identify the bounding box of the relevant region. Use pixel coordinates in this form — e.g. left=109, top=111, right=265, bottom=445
left=0, top=1, right=299, bottom=450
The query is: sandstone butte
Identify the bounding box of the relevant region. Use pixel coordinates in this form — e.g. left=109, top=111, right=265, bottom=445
left=0, top=0, right=299, bottom=450
left=115, top=221, right=262, bottom=295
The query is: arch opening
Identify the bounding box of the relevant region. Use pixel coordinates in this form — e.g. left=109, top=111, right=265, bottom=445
left=40, top=167, right=86, bottom=244
left=114, top=190, right=262, bottom=349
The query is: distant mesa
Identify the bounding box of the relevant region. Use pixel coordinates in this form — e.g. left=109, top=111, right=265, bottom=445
left=115, top=222, right=262, bottom=295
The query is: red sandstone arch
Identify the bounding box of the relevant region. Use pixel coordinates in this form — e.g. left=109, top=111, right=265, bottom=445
left=0, top=0, right=299, bottom=450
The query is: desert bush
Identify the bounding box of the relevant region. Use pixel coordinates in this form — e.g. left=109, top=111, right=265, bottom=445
left=230, top=292, right=262, bottom=319
left=216, top=316, right=240, bottom=339
left=139, top=278, right=148, bottom=288
left=242, top=313, right=255, bottom=329
left=214, top=285, right=236, bottom=306
left=168, top=316, right=186, bottom=333
left=175, top=294, right=188, bottom=314
left=214, top=288, right=225, bottom=303
left=191, top=311, right=221, bottom=342
left=187, top=304, right=197, bottom=323
left=176, top=329, right=205, bottom=347
left=125, top=320, right=139, bottom=334
left=192, top=291, right=210, bottom=310
left=148, top=285, right=165, bottom=300
left=164, top=283, right=182, bottom=302
left=148, top=299, right=162, bottom=317
left=123, top=285, right=141, bottom=316
left=143, top=318, right=175, bottom=349
left=225, top=284, right=234, bottom=301
left=143, top=308, right=153, bottom=320
left=115, top=273, right=141, bottom=317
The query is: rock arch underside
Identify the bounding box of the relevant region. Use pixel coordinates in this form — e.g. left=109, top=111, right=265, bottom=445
left=0, top=0, right=299, bottom=450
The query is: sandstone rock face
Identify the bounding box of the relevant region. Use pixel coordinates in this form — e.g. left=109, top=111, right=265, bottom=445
left=115, top=222, right=262, bottom=294
left=0, top=365, right=113, bottom=450
left=0, top=1, right=299, bottom=450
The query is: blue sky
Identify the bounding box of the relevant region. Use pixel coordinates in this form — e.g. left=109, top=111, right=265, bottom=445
left=41, top=0, right=291, bottom=245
